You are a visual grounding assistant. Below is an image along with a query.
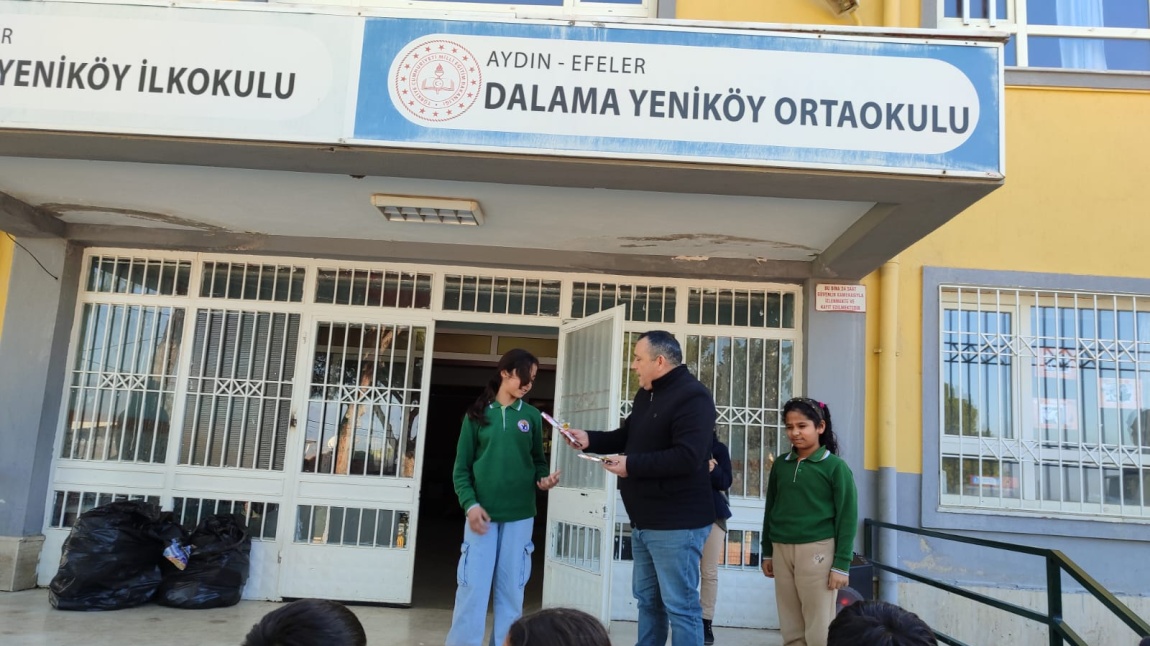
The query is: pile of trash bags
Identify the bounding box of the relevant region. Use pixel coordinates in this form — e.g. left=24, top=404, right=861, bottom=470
left=49, top=500, right=251, bottom=611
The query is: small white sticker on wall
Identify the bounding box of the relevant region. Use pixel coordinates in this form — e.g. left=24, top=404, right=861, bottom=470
left=815, top=284, right=866, bottom=313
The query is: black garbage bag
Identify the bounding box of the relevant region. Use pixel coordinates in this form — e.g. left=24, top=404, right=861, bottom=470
left=156, top=512, right=251, bottom=609
left=49, top=500, right=179, bottom=611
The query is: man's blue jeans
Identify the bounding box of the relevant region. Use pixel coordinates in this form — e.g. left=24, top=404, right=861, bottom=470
left=631, top=525, right=712, bottom=646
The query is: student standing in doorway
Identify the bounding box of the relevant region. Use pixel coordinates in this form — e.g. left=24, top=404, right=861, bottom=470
left=447, top=349, right=562, bottom=646
left=761, top=398, right=858, bottom=646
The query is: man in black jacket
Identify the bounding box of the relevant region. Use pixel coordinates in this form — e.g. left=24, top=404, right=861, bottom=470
left=564, top=330, right=717, bottom=646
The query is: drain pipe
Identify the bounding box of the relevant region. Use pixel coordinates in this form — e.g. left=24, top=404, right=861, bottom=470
left=884, top=0, right=902, bottom=28
left=876, top=259, right=900, bottom=604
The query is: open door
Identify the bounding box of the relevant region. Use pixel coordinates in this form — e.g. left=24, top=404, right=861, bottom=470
left=542, top=306, right=625, bottom=625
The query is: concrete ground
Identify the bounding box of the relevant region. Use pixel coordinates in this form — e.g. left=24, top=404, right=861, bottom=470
left=0, top=589, right=781, bottom=646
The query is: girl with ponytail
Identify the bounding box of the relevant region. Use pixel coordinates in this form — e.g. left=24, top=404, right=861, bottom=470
left=447, top=349, right=562, bottom=646
left=761, top=397, right=858, bottom=646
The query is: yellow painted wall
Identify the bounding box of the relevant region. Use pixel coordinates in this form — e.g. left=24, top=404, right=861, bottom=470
left=676, top=0, right=920, bottom=29
left=866, top=87, right=1150, bottom=474
left=0, top=231, right=12, bottom=344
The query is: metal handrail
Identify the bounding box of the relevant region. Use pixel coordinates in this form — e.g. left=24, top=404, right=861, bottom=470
left=863, top=519, right=1150, bottom=646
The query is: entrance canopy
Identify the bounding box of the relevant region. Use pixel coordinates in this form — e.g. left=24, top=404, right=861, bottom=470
left=0, top=0, right=1005, bottom=280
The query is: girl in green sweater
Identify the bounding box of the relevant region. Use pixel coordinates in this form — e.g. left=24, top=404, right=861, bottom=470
left=761, top=397, right=858, bottom=646
left=446, top=349, right=562, bottom=646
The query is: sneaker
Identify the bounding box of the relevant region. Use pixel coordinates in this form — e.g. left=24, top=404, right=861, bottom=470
left=703, top=619, right=715, bottom=645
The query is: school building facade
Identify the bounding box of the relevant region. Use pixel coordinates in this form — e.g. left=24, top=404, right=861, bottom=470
left=8, top=0, right=1139, bottom=642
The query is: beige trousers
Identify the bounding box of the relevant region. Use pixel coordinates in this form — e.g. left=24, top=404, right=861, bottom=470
left=700, top=522, right=724, bottom=620
left=772, top=539, right=836, bottom=646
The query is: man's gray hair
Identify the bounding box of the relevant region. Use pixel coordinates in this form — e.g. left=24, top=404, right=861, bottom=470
left=639, top=330, right=682, bottom=366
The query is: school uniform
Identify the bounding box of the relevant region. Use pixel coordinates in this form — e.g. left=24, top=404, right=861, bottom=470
left=762, top=445, right=858, bottom=646
left=447, top=400, right=548, bottom=646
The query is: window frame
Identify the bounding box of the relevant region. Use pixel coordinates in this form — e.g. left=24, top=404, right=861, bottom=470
left=925, top=0, right=1150, bottom=88
left=923, top=267, right=1150, bottom=541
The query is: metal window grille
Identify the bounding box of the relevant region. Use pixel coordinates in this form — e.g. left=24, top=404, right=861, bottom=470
left=62, top=304, right=183, bottom=463
left=688, top=288, right=796, bottom=329
left=442, top=274, right=561, bottom=316
left=200, top=262, right=305, bottom=302
left=686, top=335, right=794, bottom=499
left=180, top=309, right=299, bottom=470
left=940, top=286, right=1150, bottom=519
left=612, top=522, right=761, bottom=570
left=571, top=282, right=676, bottom=323
left=719, top=529, right=763, bottom=569
left=294, top=505, right=409, bottom=548
left=551, top=521, right=602, bottom=573
left=172, top=497, right=279, bottom=541
left=613, top=522, right=633, bottom=560
left=86, top=256, right=191, bottom=296
left=304, top=323, right=424, bottom=478
left=49, top=490, right=160, bottom=528
left=314, top=268, right=433, bottom=309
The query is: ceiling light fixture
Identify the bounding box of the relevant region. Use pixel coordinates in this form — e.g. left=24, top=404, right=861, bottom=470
left=371, top=194, right=485, bottom=226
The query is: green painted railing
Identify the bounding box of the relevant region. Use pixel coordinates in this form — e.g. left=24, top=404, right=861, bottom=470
left=862, top=519, right=1150, bottom=646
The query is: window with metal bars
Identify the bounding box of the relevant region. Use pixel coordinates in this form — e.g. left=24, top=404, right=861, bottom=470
left=552, top=521, right=602, bottom=573
left=294, top=505, right=409, bottom=548
left=687, top=288, right=796, bottom=329
left=571, top=282, right=676, bottom=322
left=200, top=262, right=305, bottom=302
left=686, top=335, right=795, bottom=500
left=719, top=529, right=763, bottom=569
left=303, top=323, right=424, bottom=478
left=442, top=274, right=561, bottom=316
left=172, top=497, right=279, bottom=540
left=49, top=490, right=160, bottom=528
left=938, top=0, right=1150, bottom=71
left=62, top=304, right=183, bottom=463
left=940, top=286, right=1150, bottom=519
left=180, top=309, right=298, bottom=470
left=612, top=522, right=762, bottom=569
left=86, top=256, right=190, bottom=296
left=315, top=268, right=433, bottom=309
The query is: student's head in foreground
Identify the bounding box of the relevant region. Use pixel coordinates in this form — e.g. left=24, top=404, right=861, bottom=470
left=504, top=607, right=612, bottom=646
left=827, top=600, right=938, bottom=646
left=242, top=598, right=366, bottom=646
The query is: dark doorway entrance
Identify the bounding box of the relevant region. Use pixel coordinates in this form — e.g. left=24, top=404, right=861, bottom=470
left=411, top=359, right=554, bottom=614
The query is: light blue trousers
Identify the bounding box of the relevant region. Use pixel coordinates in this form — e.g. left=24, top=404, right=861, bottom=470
left=445, top=517, right=535, bottom=646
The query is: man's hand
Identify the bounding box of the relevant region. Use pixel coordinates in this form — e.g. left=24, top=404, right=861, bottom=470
left=537, top=470, right=562, bottom=491
left=466, top=505, right=490, bottom=535
left=708, top=458, right=717, bottom=472
left=761, top=558, right=774, bottom=578
left=603, top=455, right=628, bottom=478
left=828, top=570, right=849, bottom=591
left=562, top=428, right=589, bottom=450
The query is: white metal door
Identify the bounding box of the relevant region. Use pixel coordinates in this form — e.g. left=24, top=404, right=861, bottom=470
left=542, top=306, right=625, bottom=624
left=278, top=316, right=430, bottom=602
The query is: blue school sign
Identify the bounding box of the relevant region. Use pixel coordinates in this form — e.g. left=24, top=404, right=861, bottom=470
left=353, top=19, right=1003, bottom=178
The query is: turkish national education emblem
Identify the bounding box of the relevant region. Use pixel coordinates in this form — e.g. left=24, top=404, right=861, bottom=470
left=393, top=39, right=481, bottom=122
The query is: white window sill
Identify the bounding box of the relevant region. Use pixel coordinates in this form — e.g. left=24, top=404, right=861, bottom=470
left=1006, top=67, right=1150, bottom=90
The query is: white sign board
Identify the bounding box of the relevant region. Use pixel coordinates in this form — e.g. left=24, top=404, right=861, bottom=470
left=0, top=1, right=357, bottom=142
left=815, top=284, right=866, bottom=312
left=355, top=18, right=1003, bottom=177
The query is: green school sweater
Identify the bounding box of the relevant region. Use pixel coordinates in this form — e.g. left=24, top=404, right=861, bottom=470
left=453, top=400, right=550, bottom=523
left=761, top=445, right=859, bottom=573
